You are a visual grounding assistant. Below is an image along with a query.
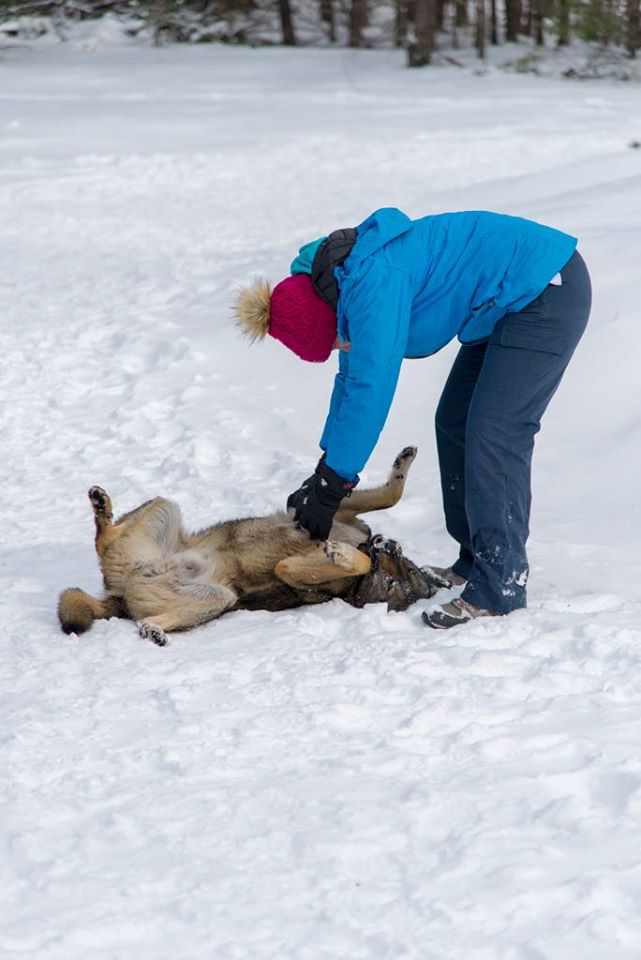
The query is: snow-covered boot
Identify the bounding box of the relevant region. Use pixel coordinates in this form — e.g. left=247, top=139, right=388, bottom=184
left=422, top=597, right=493, bottom=629
left=420, top=564, right=467, bottom=589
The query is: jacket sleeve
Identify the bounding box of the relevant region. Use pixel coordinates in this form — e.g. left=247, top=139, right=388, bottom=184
left=319, top=348, right=349, bottom=452
left=321, top=261, right=412, bottom=480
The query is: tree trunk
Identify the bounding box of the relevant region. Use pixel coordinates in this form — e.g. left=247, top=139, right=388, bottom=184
left=476, top=0, right=486, bottom=57
left=278, top=0, right=296, bottom=45
left=603, top=0, right=616, bottom=45
left=490, top=0, right=498, bottom=42
left=531, top=0, right=544, bottom=44
left=349, top=0, right=368, bottom=47
left=454, top=0, right=468, bottom=25
left=395, top=0, right=408, bottom=46
left=320, top=0, right=337, bottom=43
left=557, top=0, right=570, bottom=44
left=626, top=0, right=640, bottom=55
left=505, top=0, right=521, bottom=40
left=407, top=0, right=437, bottom=65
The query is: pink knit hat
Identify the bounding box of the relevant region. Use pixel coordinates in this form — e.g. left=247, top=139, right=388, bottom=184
left=234, top=274, right=337, bottom=363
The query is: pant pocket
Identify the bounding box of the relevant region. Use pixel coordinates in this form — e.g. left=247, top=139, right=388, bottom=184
left=493, top=294, right=569, bottom=356
left=496, top=324, right=568, bottom=355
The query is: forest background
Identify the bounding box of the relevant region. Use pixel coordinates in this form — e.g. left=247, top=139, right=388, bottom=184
left=1, top=0, right=639, bottom=76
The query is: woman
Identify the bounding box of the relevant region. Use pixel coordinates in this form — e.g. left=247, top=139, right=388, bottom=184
left=235, top=208, right=591, bottom=629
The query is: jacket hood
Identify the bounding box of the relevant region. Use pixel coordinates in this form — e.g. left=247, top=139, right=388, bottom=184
left=334, top=208, right=414, bottom=341
left=348, top=208, right=414, bottom=264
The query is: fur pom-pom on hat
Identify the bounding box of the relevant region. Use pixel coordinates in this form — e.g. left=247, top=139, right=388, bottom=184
left=234, top=274, right=337, bottom=363
left=234, top=280, right=272, bottom=343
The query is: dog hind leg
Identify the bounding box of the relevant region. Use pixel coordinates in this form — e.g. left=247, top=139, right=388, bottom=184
left=89, top=487, right=182, bottom=559
left=335, top=446, right=417, bottom=518
left=128, top=576, right=238, bottom=646
left=89, top=485, right=124, bottom=556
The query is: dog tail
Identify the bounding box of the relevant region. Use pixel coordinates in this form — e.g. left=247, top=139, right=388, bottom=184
left=57, top=588, right=123, bottom=635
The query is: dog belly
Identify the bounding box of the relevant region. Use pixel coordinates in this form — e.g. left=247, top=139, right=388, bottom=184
left=168, top=548, right=218, bottom=582
left=329, top=520, right=368, bottom=549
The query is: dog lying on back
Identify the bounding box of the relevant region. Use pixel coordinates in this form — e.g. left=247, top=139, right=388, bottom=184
left=58, top=446, right=437, bottom=646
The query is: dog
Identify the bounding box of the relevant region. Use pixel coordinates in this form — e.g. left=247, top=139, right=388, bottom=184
left=58, top=446, right=437, bottom=646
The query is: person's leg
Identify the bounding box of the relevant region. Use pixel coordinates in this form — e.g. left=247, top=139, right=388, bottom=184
left=434, top=341, right=487, bottom=580
left=460, top=250, right=592, bottom=614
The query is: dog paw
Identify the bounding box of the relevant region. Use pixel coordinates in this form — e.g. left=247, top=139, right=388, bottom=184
left=138, top=621, right=169, bottom=647
left=323, top=539, right=353, bottom=568
left=370, top=534, right=403, bottom=557
left=88, top=485, right=110, bottom=515
left=392, top=446, right=417, bottom=476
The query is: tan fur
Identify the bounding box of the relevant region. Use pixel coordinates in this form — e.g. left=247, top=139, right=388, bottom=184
left=58, top=447, right=419, bottom=646
left=234, top=280, right=272, bottom=342
left=57, top=590, right=123, bottom=635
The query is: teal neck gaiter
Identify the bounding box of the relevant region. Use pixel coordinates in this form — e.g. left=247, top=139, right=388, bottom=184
left=290, top=237, right=326, bottom=276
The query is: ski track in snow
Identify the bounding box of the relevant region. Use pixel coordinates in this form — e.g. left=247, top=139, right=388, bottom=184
left=2, top=37, right=641, bottom=959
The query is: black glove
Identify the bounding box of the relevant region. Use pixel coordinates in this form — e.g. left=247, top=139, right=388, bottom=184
left=286, top=454, right=326, bottom=515
left=288, top=460, right=358, bottom=541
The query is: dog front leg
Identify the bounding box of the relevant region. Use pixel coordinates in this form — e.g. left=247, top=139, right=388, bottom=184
left=275, top=540, right=371, bottom=589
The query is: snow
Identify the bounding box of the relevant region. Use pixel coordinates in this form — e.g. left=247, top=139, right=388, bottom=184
left=2, top=34, right=641, bottom=959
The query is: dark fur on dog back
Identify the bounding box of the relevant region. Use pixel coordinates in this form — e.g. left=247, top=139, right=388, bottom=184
left=232, top=539, right=436, bottom=615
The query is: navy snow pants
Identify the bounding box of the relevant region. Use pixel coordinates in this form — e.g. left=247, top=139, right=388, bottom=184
left=435, top=250, right=592, bottom=614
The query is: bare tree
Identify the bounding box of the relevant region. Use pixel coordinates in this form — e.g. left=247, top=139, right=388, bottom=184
left=455, top=0, right=468, bottom=26
left=407, top=0, right=437, bottom=64
left=557, top=0, right=570, bottom=44
left=626, top=0, right=640, bottom=54
left=490, top=0, right=498, bottom=41
left=349, top=0, right=368, bottom=46
left=505, top=0, right=521, bottom=39
left=320, top=0, right=336, bottom=42
left=395, top=0, right=408, bottom=46
left=451, top=0, right=468, bottom=47
left=278, top=0, right=296, bottom=45
left=531, top=0, right=544, bottom=44
left=476, top=0, right=486, bottom=56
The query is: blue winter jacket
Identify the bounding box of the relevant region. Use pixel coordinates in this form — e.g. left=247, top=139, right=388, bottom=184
left=319, top=208, right=577, bottom=480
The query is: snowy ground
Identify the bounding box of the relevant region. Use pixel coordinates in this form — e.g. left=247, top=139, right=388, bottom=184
left=2, top=31, right=641, bottom=959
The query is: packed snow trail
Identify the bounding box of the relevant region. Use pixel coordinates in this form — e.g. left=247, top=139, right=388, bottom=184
left=2, top=34, right=641, bottom=959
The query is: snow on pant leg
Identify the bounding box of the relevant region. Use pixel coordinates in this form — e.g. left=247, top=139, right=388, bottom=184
left=435, top=341, right=488, bottom=579
left=460, top=250, right=592, bottom=614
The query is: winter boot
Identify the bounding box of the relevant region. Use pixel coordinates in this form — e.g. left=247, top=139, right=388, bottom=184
left=420, top=564, right=467, bottom=590
left=422, top=597, right=494, bottom=629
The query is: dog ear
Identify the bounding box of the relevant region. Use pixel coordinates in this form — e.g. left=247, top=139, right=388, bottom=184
left=234, top=280, right=272, bottom=342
